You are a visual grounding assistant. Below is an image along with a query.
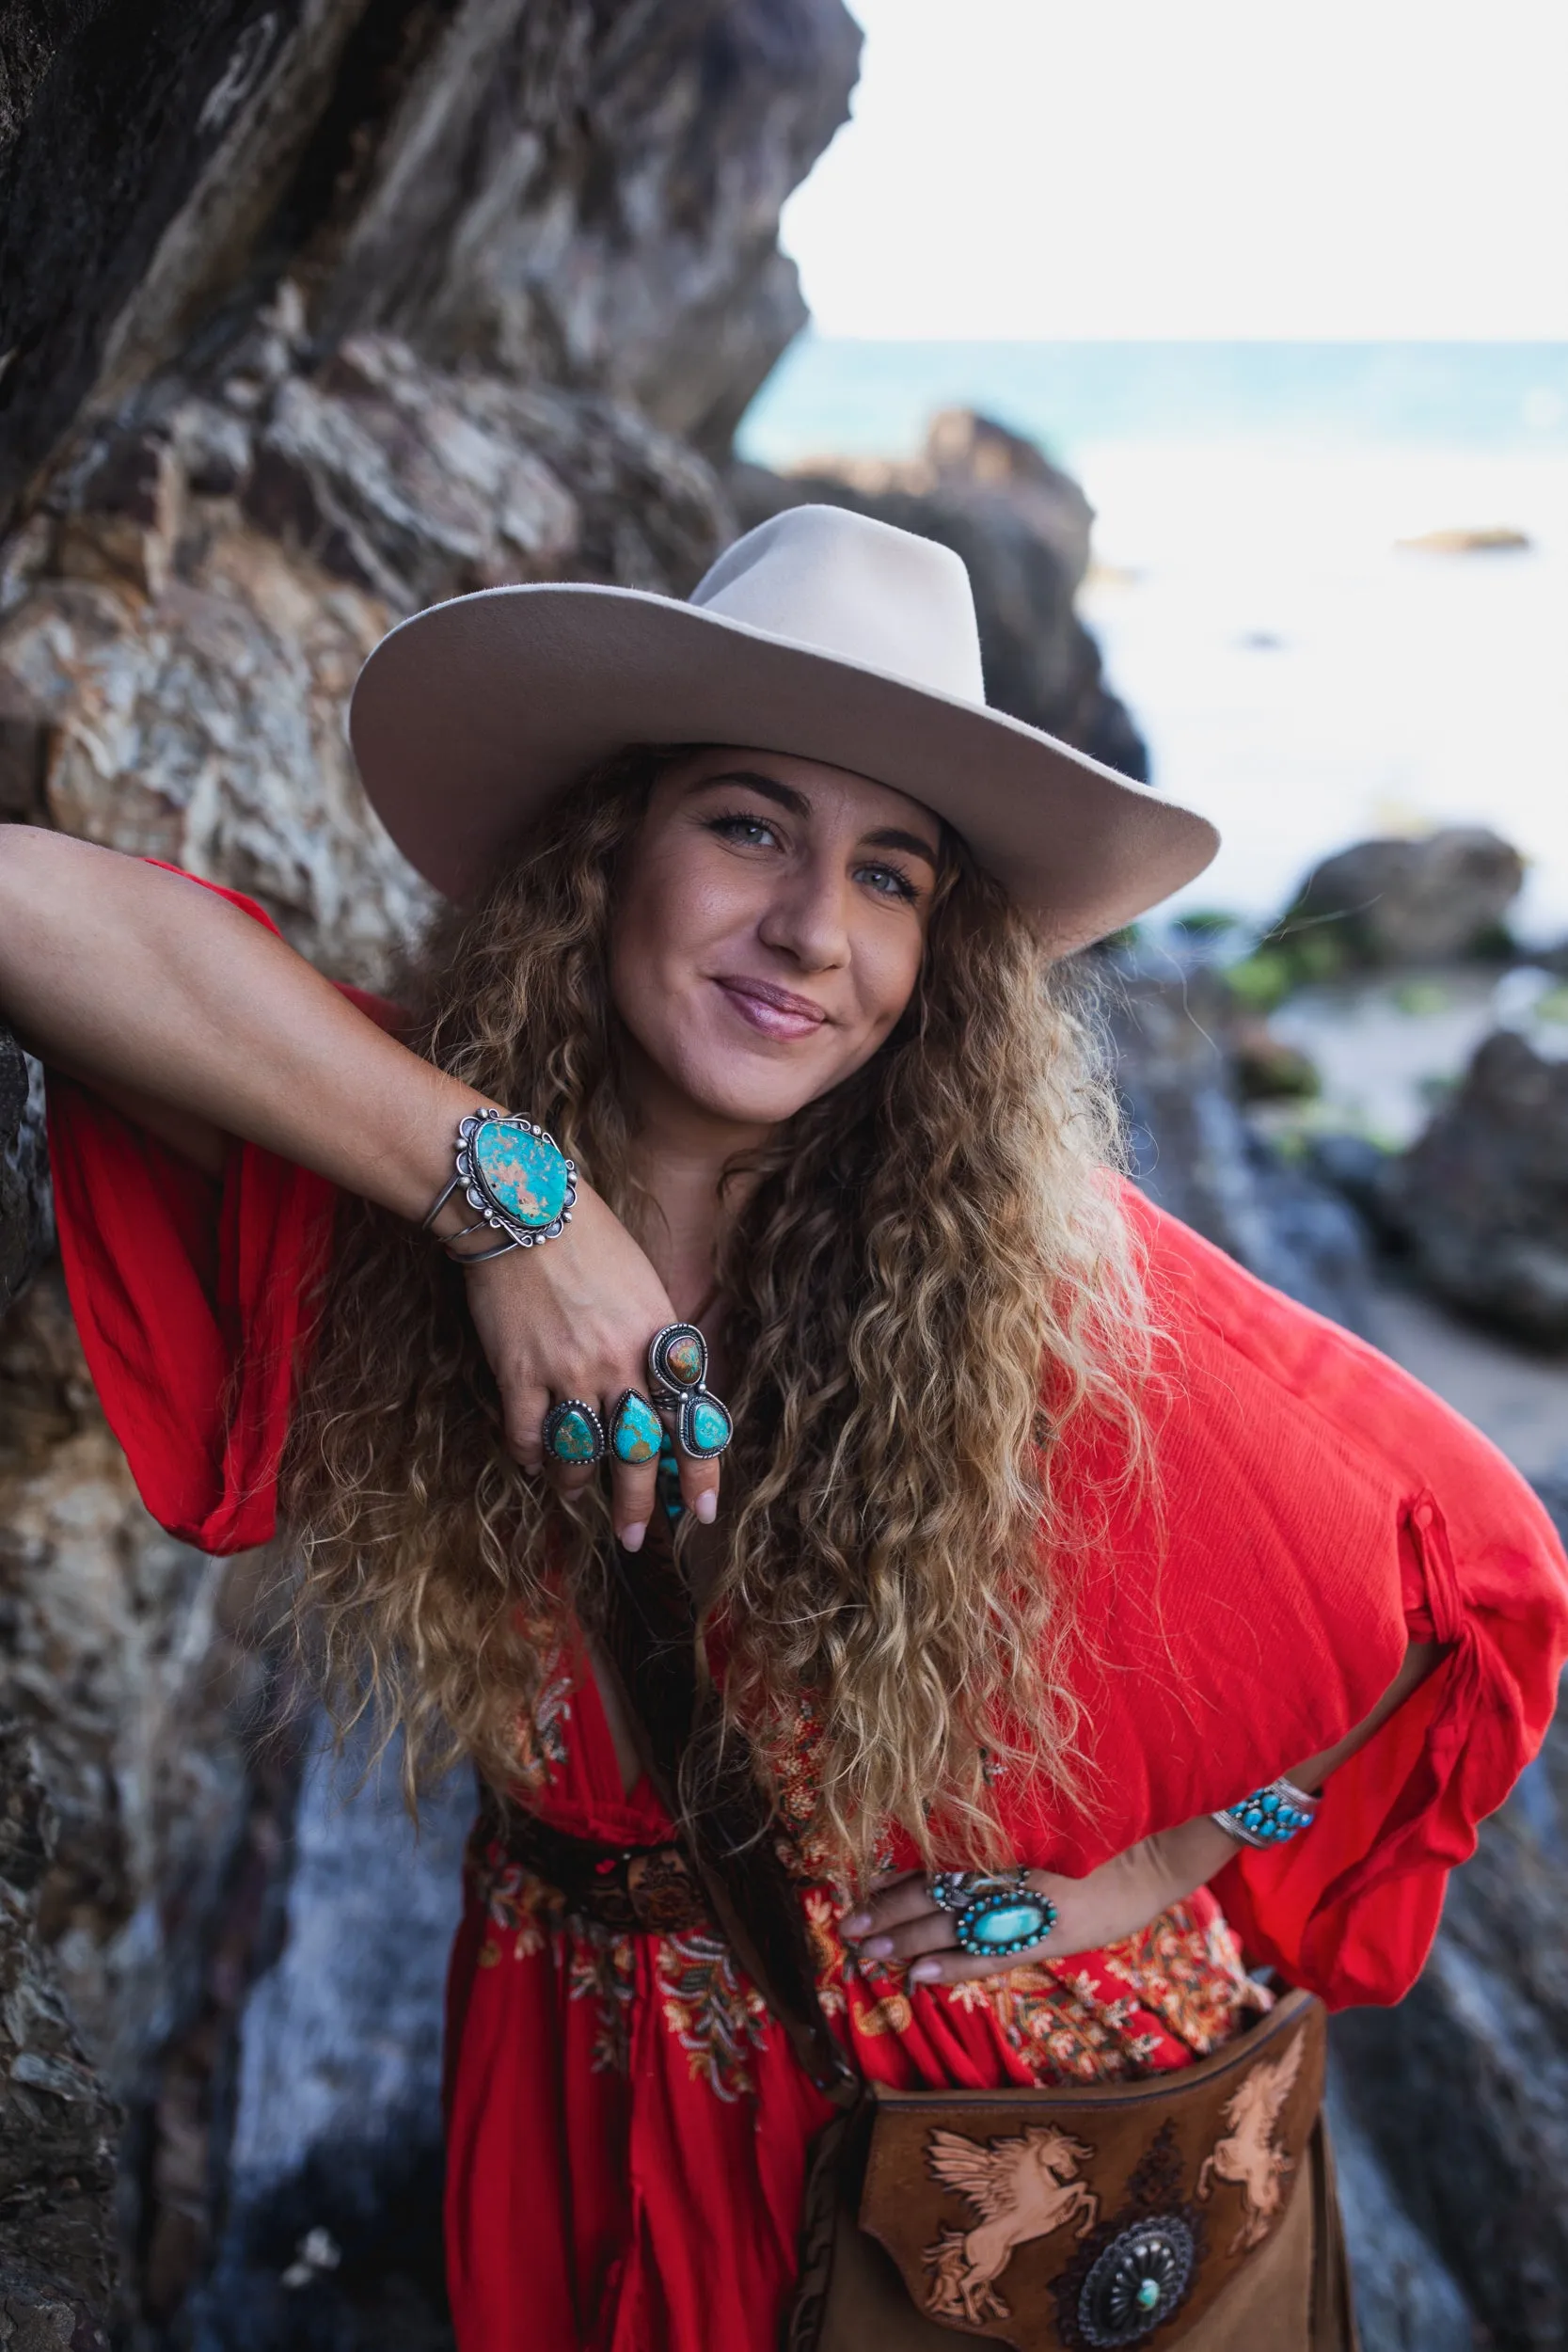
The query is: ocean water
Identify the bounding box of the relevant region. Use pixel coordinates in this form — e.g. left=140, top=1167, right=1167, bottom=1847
left=738, top=342, right=1568, bottom=940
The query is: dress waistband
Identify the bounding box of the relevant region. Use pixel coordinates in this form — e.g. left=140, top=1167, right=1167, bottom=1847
left=479, top=1796, right=711, bottom=1935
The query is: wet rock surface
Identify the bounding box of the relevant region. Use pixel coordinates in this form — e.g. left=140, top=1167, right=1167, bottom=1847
left=1333, top=1527, right=1568, bottom=2352
left=1285, top=825, right=1525, bottom=969
left=182, top=1729, right=471, bottom=2352
left=734, top=407, right=1149, bottom=777
left=1386, top=1026, right=1568, bottom=1347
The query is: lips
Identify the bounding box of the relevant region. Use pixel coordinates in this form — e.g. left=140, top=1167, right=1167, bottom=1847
left=712, top=976, right=829, bottom=1041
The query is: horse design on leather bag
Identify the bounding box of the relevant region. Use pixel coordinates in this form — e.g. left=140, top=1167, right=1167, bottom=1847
left=1195, top=2024, right=1305, bottom=2250
left=922, top=2123, right=1101, bottom=2324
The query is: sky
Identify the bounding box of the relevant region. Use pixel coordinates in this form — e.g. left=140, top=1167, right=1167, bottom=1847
left=783, top=0, right=1568, bottom=341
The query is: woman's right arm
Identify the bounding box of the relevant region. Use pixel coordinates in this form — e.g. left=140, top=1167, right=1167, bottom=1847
left=0, top=828, right=703, bottom=1543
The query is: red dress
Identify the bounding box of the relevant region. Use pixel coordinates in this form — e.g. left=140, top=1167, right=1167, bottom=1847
left=45, top=878, right=1568, bottom=2352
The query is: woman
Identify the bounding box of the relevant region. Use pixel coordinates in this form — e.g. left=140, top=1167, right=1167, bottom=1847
left=3, top=505, right=1564, bottom=2352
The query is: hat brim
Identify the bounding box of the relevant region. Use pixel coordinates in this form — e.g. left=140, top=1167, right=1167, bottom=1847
left=349, top=583, right=1219, bottom=955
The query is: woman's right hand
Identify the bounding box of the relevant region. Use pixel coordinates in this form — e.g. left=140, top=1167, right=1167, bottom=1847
left=453, top=1178, right=718, bottom=1549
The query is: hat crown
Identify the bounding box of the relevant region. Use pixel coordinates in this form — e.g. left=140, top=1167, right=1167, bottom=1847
left=689, top=504, right=986, bottom=707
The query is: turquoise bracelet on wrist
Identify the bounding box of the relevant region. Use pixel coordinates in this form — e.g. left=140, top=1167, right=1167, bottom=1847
left=1212, top=1775, right=1319, bottom=1850
left=424, top=1109, right=578, bottom=1263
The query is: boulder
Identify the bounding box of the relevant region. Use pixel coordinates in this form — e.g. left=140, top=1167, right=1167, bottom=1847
left=1282, top=828, right=1525, bottom=969
left=732, top=408, right=1149, bottom=779
left=1388, top=1027, right=1568, bottom=1346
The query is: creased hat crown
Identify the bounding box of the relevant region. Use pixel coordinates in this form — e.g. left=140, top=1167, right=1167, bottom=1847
left=689, top=505, right=986, bottom=706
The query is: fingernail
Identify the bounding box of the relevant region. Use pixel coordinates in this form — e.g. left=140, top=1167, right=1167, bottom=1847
left=863, top=1936, right=894, bottom=1960
left=693, top=1490, right=717, bottom=1524
left=909, top=1960, right=942, bottom=1983
left=842, top=1913, right=870, bottom=1938
left=620, top=1523, right=646, bottom=1553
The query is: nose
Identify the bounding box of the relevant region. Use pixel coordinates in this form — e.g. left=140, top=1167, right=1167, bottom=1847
left=755, top=849, right=852, bottom=973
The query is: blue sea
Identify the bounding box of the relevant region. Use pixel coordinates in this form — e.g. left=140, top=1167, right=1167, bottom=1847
left=738, top=342, right=1568, bottom=940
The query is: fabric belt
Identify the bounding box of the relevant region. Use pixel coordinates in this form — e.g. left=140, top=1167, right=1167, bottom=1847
left=481, top=1799, right=711, bottom=1936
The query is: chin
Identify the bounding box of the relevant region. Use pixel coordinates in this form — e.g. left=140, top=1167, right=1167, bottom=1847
left=685, top=1069, right=824, bottom=1127
left=665, top=1040, right=833, bottom=1129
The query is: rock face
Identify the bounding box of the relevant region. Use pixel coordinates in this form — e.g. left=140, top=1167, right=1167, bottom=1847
left=0, top=0, right=861, bottom=523
left=1109, top=966, right=1380, bottom=1338
left=733, top=407, right=1149, bottom=779
left=1333, top=1540, right=1568, bottom=2352
left=0, top=1719, right=116, bottom=2349
left=1284, top=827, right=1525, bottom=967
left=0, top=1027, right=50, bottom=1318
left=1389, top=1027, right=1568, bottom=1346
left=0, top=317, right=738, bottom=977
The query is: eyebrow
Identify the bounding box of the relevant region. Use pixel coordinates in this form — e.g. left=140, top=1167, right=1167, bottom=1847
left=689, top=768, right=941, bottom=867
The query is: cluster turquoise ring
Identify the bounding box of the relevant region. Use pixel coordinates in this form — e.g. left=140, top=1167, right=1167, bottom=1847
left=931, top=1868, right=1056, bottom=1960
left=646, top=1323, right=733, bottom=1461
left=543, top=1397, right=606, bottom=1466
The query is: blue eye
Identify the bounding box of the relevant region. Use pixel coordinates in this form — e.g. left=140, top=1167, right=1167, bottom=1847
left=706, top=810, right=779, bottom=848
left=858, top=862, right=919, bottom=903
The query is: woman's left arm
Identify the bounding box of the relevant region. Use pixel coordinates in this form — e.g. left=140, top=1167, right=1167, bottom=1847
left=846, top=1638, right=1448, bottom=1986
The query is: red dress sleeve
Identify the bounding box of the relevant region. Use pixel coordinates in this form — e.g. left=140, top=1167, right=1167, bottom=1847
left=46, top=866, right=402, bottom=1554
left=1182, top=1257, right=1568, bottom=2009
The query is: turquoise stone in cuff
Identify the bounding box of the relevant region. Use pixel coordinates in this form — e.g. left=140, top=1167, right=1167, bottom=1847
left=474, top=1119, right=569, bottom=1230
left=611, top=1391, right=663, bottom=1466
left=970, top=1902, right=1046, bottom=1948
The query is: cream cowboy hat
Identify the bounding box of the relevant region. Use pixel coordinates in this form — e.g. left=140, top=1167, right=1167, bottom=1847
left=350, top=503, right=1218, bottom=953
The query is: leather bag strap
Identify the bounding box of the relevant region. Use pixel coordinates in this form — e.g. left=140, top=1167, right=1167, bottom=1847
left=595, top=1515, right=861, bottom=2108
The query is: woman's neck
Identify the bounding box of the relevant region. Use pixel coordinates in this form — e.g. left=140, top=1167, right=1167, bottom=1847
left=623, top=1061, right=771, bottom=1319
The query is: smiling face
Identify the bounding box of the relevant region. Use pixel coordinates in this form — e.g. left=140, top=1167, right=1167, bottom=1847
left=608, top=747, right=943, bottom=1135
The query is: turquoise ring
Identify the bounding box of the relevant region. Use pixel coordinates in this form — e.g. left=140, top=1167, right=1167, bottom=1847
left=933, top=1869, right=1057, bottom=1960
left=610, top=1389, right=663, bottom=1466
left=645, top=1323, right=734, bottom=1462
left=543, top=1397, right=606, bottom=1467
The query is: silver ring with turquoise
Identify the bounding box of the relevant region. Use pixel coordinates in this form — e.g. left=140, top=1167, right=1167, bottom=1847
left=543, top=1397, right=606, bottom=1467
left=645, top=1323, right=734, bottom=1462
left=609, top=1389, right=664, bottom=1467
left=452, top=1110, right=578, bottom=1250
left=934, top=1868, right=1057, bottom=1960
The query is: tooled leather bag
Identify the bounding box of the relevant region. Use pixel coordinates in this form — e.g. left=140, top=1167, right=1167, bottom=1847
left=593, top=1520, right=1357, bottom=2352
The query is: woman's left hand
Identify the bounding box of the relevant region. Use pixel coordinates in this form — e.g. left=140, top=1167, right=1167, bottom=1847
left=841, top=1814, right=1240, bottom=1987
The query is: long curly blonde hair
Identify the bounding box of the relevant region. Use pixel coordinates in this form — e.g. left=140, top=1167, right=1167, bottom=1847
left=280, top=747, right=1153, bottom=1877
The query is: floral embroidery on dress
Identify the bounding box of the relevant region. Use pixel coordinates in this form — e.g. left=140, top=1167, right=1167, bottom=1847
left=1100, top=1899, right=1271, bottom=2054
left=469, top=1618, right=1266, bottom=2106
left=568, top=1928, right=638, bottom=2075
left=656, top=1927, right=771, bottom=2102
left=470, top=1838, right=562, bottom=1963
left=511, top=1613, right=574, bottom=1789
left=467, top=1833, right=637, bottom=2073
